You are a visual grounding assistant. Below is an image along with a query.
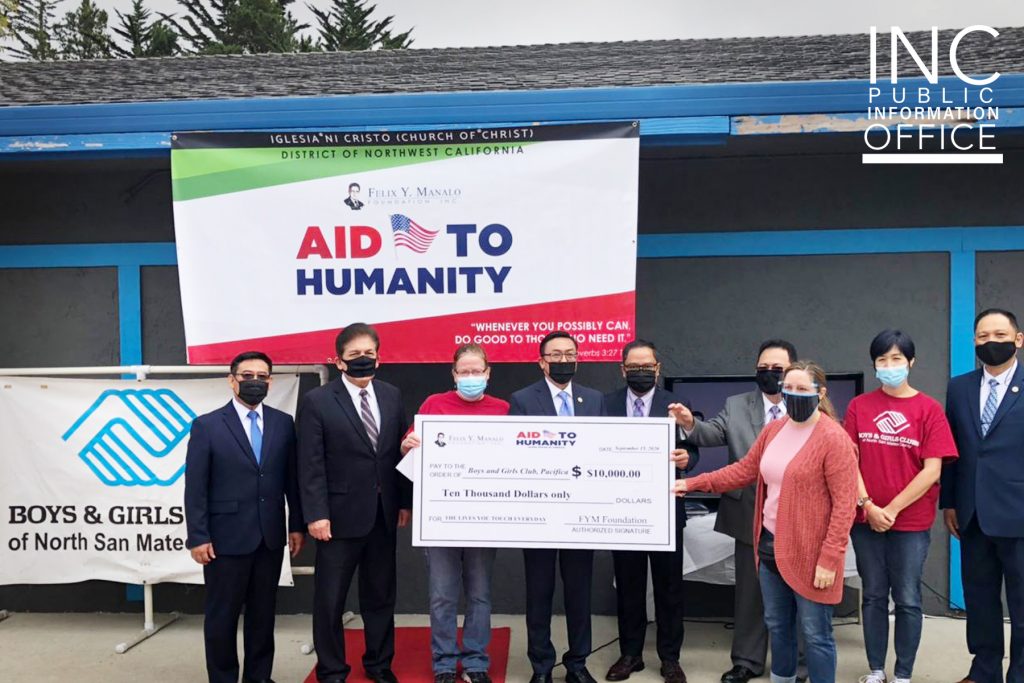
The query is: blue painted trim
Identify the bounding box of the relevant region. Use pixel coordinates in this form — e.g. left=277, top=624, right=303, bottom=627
left=125, top=584, right=144, bottom=602
left=948, top=249, right=976, bottom=611
left=0, top=243, right=177, bottom=268
left=950, top=250, right=979, bottom=376
left=640, top=226, right=957, bottom=257
left=118, top=265, right=143, bottom=368
left=0, top=116, right=731, bottom=155
left=0, top=132, right=173, bottom=154
left=2, top=75, right=1022, bottom=137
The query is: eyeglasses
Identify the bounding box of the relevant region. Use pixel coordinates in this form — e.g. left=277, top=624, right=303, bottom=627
left=454, top=369, right=487, bottom=377
left=542, top=352, right=578, bottom=362
left=756, top=365, right=786, bottom=372
left=234, top=372, right=271, bottom=381
left=623, top=364, right=658, bottom=373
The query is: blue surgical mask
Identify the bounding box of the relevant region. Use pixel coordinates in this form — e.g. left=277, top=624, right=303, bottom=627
left=875, top=365, right=910, bottom=388
left=456, top=376, right=488, bottom=399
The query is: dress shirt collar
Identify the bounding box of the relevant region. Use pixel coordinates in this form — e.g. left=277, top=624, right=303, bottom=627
left=232, top=396, right=263, bottom=422
left=627, top=387, right=655, bottom=416
left=983, top=359, right=1018, bottom=387
left=342, top=373, right=376, bottom=401
left=762, top=392, right=786, bottom=421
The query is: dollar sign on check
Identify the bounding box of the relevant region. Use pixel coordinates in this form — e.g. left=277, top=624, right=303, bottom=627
left=571, top=465, right=581, bottom=478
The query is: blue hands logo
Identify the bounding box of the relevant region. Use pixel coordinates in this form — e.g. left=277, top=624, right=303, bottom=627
left=62, top=388, right=197, bottom=487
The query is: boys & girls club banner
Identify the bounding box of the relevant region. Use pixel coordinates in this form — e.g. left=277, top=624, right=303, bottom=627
left=0, top=376, right=299, bottom=585
left=171, top=122, right=640, bottom=363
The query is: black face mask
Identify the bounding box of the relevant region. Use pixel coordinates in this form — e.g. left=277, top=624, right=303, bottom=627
left=237, top=379, right=268, bottom=406
left=755, top=368, right=783, bottom=395
left=783, top=391, right=819, bottom=422
left=625, top=369, right=657, bottom=394
left=547, top=361, right=576, bottom=385
left=976, top=340, right=1018, bottom=367
left=343, top=355, right=377, bottom=378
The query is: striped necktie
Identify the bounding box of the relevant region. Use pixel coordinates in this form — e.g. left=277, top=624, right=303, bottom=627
left=981, top=378, right=1000, bottom=437
left=632, top=397, right=645, bottom=417
left=359, top=389, right=379, bottom=450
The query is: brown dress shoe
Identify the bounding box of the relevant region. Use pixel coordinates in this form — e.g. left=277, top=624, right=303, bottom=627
left=660, top=662, right=687, bottom=683
left=605, top=655, right=645, bottom=681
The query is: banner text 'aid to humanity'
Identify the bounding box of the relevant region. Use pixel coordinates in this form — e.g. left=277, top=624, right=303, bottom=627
left=171, top=122, right=639, bottom=363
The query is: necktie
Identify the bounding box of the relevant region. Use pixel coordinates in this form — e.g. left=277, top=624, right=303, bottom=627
left=981, top=377, right=1000, bottom=437
left=632, top=397, right=645, bottom=418
left=558, top=391, right=573, bottom=417
left=359, top=389, right=379, bottom=450
left=247, top=410, right=262, bottom=465
left=768, top=405, right=781, bottom=422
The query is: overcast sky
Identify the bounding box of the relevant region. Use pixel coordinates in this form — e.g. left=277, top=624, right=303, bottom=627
left=87, top=0, right=1024, bottom=48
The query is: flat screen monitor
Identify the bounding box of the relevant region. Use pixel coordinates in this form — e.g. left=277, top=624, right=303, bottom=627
left=664, top=373, right=864, bottom=496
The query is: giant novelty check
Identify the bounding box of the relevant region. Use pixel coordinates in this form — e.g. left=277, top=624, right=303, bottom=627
left=411, top=415, right=677, bottom=551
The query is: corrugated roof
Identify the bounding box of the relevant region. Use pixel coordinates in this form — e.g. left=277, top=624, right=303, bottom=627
left=1, top=27, right=1021, bottom=106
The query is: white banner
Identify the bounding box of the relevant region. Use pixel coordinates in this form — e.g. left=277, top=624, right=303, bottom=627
left=171, top=123, right=639, bottom=363
left=0, top=375, right=299, bottom=585
left=411, top=415, right=677, bottom=551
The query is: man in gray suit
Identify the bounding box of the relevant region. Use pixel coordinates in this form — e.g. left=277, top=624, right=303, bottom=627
left=669, top=340, right=798, bottom=683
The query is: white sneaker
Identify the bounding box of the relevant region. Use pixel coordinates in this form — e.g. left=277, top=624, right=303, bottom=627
left=892, top=679, right=911, bottom=683
left=859, top=672, right=887, bottom=683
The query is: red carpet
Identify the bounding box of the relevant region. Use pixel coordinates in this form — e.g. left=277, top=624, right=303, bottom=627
left=303, top=627, right=512, bottom=683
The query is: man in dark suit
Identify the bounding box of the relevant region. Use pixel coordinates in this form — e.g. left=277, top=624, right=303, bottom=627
left=185, top=350, right=306, bottom=683
left=669, top=339, right=799, bottom=683
left=942, top=308, right=1024, bottom=683
left=509, top=330, right=607, bottom=683
left=604, top=339, right=698, bottom=683
left=297, top=323, right=413, bottom=683
left=344, top=182, right=365, bottom=210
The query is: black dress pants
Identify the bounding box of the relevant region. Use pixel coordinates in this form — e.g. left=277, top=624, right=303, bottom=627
left=313, top=503, right=397, bottom=683
left=204, top=542, right=284, bottom=683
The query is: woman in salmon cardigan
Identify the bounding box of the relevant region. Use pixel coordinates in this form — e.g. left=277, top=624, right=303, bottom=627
left=674, top=360, right=858, bottom=683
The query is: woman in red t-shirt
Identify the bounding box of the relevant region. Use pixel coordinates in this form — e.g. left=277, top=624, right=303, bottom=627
left=401, top=343, right=509, bottom=683
left=844, top=329, right=958, bottom=683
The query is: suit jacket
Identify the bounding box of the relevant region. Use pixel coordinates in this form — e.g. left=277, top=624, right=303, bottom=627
left=686, top=389, right=769, bottom=544
left=296, top=377, right=411, bottom=538
left=604, top=386, right=700, bottom=529
left=184, top=401, right=303, bottom=555
left=508, top=378, right=607, bottom=418
left=942, top=364, right=1024, bottom=537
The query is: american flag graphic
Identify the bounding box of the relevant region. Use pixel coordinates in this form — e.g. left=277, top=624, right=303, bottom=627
left=390, top=214, right=439, bottom=253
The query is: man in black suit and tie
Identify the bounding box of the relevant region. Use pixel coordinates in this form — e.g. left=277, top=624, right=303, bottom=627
left=344, top=182, right=365, bottom=210
left=604, top=340, right=698, bottom=683
left=298, top=323, right=413, bottom=683
left=509, top=330, right=607, bottom=683
left=943, top=309, right=1024, bottom=683
left=185, top=350, right=306, bottom=683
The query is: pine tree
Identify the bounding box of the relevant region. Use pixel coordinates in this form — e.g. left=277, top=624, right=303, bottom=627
left=1, top=0, right=19, bottom=38
left=7, top=0, right=60, bottom=59
left=112, top=0, right=178, bottom=57
left=309, top=0, right=412, bottom=52
left=164, top=0, right=307, bottom=55
left=55, top=0, right=113, bottom=59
